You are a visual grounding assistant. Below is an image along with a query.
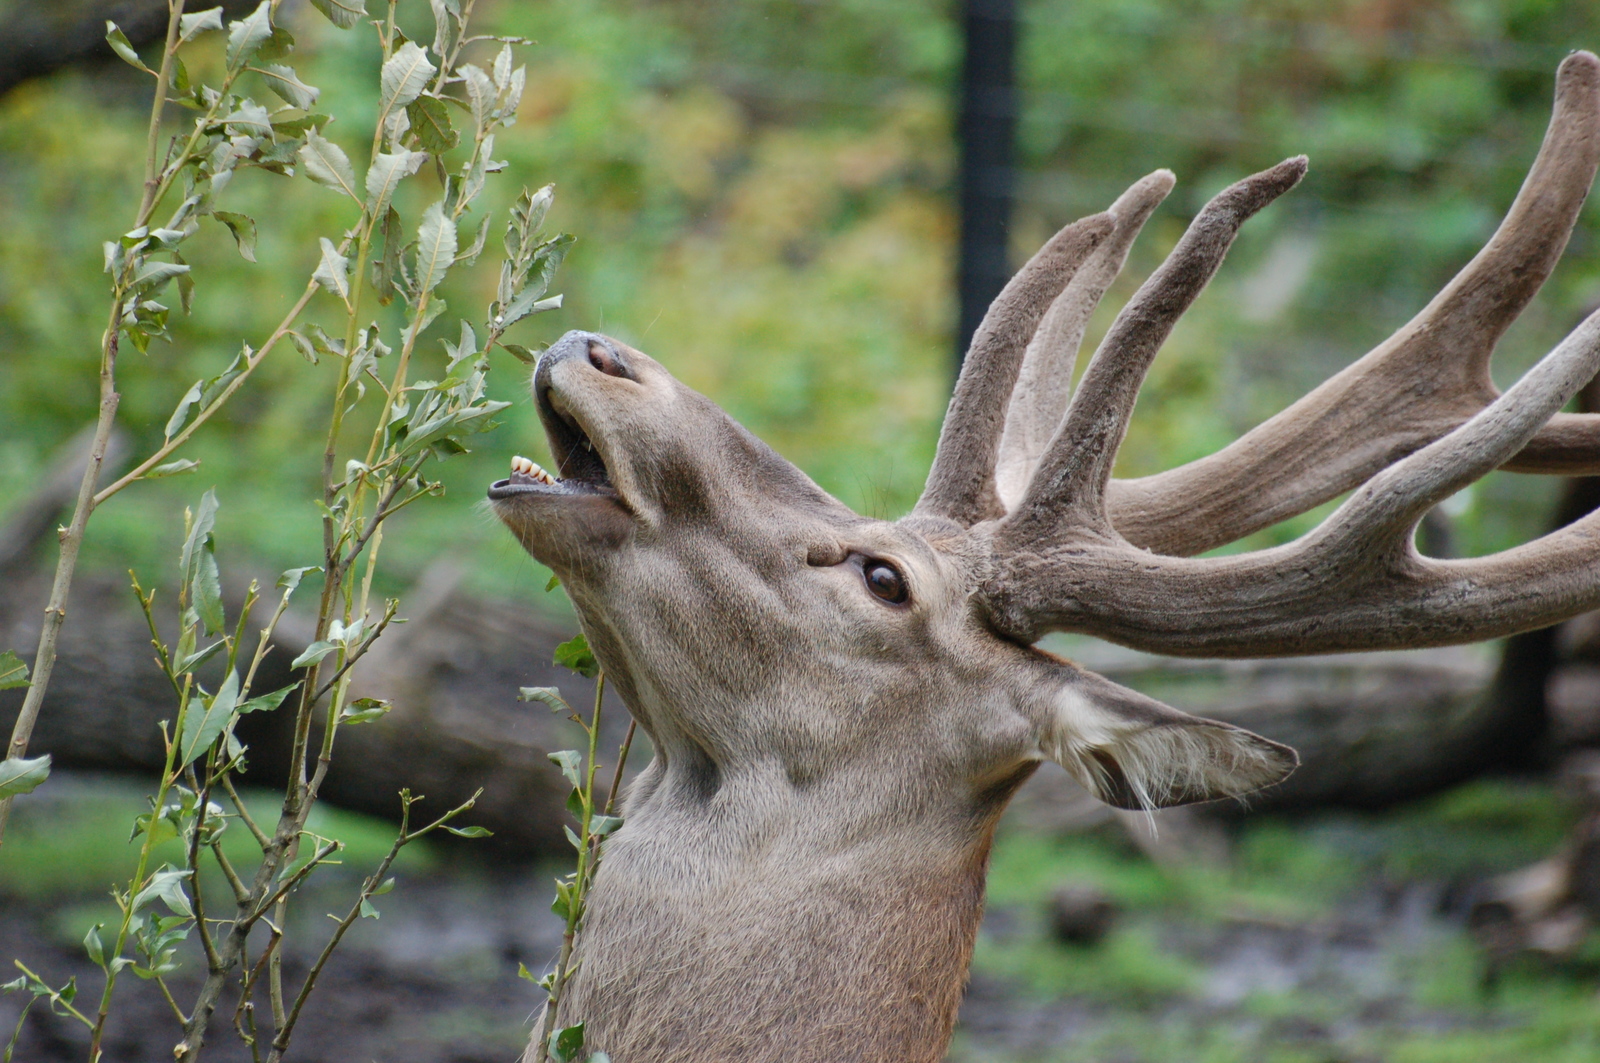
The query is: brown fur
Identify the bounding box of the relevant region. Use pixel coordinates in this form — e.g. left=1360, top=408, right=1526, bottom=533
left=489, top=53, right=1600, bottom=1061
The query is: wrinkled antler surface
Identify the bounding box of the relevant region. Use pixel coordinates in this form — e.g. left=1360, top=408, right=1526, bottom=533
left=1110, top=51, right=1600, bottom=556
left=951, top=50, right=1600, bottom=657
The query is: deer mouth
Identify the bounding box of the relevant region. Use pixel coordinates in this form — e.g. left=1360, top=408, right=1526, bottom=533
left=487, top=391, right=616, bottom=501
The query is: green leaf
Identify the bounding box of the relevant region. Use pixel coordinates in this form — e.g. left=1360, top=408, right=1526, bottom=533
left=0, top=755, right=50, bottom=798
left=278, top=566, right=318, bottom=593
left=372, top=876, right=396, bottom=896
left=256, top=63, right=319, bottom=110
left=590, top=814, right=623, bottom=840
left=339, top=697, right=391, bottom=725
left=147, top=459, right=200, bottom=479
left=442, top=824, right=492, bottom=838
left=179, top=8, right=225, bottom=43
left=299, top=129, right=359, bottom=199
left=456, top=212, right=493, bottom=267
left=544, top=573, right=561, bottom=592
left=359, top=898, right=379, bottom=919
left=553, top=634, right=599, bottom=678
left=309, top=0, right=367, bottom=30
left=291, top=640, right=337, bottom=669
left=406, top=96, right=458, bottom=153
left=413, top=199, right=457, bottom=293
left=271, top=111, right=330, bottom=137
left=257, top=23, right=296, bottom=63
left=461, top=63, right=496, bottom=130
left=226, top=2, right=273, bottom=71
left=104, top=23, right=154, bottom=74
left=371, top=206, right=403, bottom=306
left=496, top=288, right=563, bottom=331
left=313, top=237, right=350, bottom=299
left=131, top=868, right=194, bottom=918
left=380, top=41, right=435, bottom=118
left=0, top=650, right=29, bottom=690
left=550, top=1022, right=585, bottom=1063
left=179, top=487, right=225, bottom=636
left=220, top=100, right=273, bottom=136
left=547, top=750, right=582, bottom=788
left=175, top=638, right=226, bottom=675
left=163, top=381, right=203, bottom=442
left=177, top=669, right=239, bottom=768
left=194, top=545, right=224, bottom=634
left=83, top=924, right=106, bottom=968
left=288, top=330, right=319, bottom=364
left=132, top=260, right=191, bottom=296
left=517, top=962, right=538, bottom=983
left=238, top=681, right=300, bottom=714
left=212, top=211, right=257, bottom=262
left=517, top=686, right=571, bottom=713
left=178, top=489, right=219, bottom=603
left=364, top=150, right=426, bottom=221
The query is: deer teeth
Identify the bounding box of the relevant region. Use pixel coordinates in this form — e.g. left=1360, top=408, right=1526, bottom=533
left=510, top=455, right=557, bottom=485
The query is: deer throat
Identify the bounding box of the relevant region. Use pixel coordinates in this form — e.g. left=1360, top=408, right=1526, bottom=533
left=554, top=803, right=998, bottom=1063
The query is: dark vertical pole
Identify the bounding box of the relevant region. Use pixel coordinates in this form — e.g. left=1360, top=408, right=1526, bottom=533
left=955, top=0, right=1018, bottom=366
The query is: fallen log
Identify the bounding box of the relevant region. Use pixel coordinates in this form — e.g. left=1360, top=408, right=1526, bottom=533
left=0, top=555, right=636, bottom=859
left=0, top=427, right=1581, bottom=859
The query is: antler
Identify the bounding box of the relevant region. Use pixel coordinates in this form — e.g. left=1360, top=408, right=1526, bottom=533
left=917, top=213, right=1116, bottom=525
left=965, top=50, right=1600, bottom=658
left=1108, top=50, right=1600, bottom=556
left=993, top=170, right=1175, bottom=512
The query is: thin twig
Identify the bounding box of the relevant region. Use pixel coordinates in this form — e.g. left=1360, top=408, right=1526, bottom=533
left=220, top=775, right=272, bottom=852
left=309, top=604, right=400, bottom=705
left=603, top=718, right=637, bottom=820
left=262, top=787, right=482, bottom=1063
left=245, top=840, right=343, bottom=927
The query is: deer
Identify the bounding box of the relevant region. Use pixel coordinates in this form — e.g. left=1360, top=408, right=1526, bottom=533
left=488, top=51, right=1600, bottom=1063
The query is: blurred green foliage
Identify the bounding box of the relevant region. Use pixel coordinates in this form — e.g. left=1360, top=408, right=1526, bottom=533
left=958, top=778, right=1598, bottom=1063
left=1, top=0, right=1599, bottom=598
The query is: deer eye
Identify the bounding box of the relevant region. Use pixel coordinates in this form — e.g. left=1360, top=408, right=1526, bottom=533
left=862, top=560, right=908, bottom=605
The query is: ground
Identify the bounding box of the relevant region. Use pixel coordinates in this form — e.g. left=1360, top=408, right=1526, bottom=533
left=2, top=774, right=1597, bottom=1062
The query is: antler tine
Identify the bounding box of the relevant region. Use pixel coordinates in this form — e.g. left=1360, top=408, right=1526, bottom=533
left=1107, top=50, right=1600, bottom=557
left=1329, top=305, right=1600, bottom=551
left=995, top=170, right=1176, bottom=513
left=915, top=213, right=1116, bottom=526
left=1005, top=157, right=1307, bottom=538
left=981, top=306, right=1600, bottom=657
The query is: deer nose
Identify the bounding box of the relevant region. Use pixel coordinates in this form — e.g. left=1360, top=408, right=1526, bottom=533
left=540, top=330, right=633, bottom=381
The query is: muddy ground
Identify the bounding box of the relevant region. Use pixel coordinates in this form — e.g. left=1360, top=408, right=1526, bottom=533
left=1, top=773, right=1593, bottom=1063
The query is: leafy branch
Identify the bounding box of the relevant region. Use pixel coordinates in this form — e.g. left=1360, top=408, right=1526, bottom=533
left=3, top=2, right=570, bottom=1061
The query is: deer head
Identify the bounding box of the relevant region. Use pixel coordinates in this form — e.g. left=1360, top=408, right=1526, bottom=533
left=490, top=52, right=1600, bottom=1063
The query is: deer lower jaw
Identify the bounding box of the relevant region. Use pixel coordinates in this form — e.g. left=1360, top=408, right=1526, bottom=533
left=487, top=454, right=617, bottom=500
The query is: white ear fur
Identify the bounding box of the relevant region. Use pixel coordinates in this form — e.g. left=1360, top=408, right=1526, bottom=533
left=1037, top=667, right=1297, bottom=811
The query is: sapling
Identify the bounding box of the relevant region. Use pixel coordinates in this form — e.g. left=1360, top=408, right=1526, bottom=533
left=2, top=1, right=572, bottom=1058
left=518, top=629, right=635, bottom=1063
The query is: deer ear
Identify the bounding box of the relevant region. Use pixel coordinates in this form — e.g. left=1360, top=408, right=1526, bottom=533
left=1034, top=664, right=1297, bottom=810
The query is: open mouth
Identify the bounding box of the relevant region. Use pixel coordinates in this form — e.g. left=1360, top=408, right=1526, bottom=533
left=487, top=393, right=615, bottom=501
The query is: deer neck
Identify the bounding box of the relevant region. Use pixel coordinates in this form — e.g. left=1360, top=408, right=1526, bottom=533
left=555, top=748, right=1029, bottom=1063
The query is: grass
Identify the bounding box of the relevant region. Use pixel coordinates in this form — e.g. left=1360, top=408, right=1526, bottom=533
left=6, top=773, right=1598, bottom=1062
left=959, top=778, right=1600, bottom=1062
left=0, top=773, right=435, bottom=941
